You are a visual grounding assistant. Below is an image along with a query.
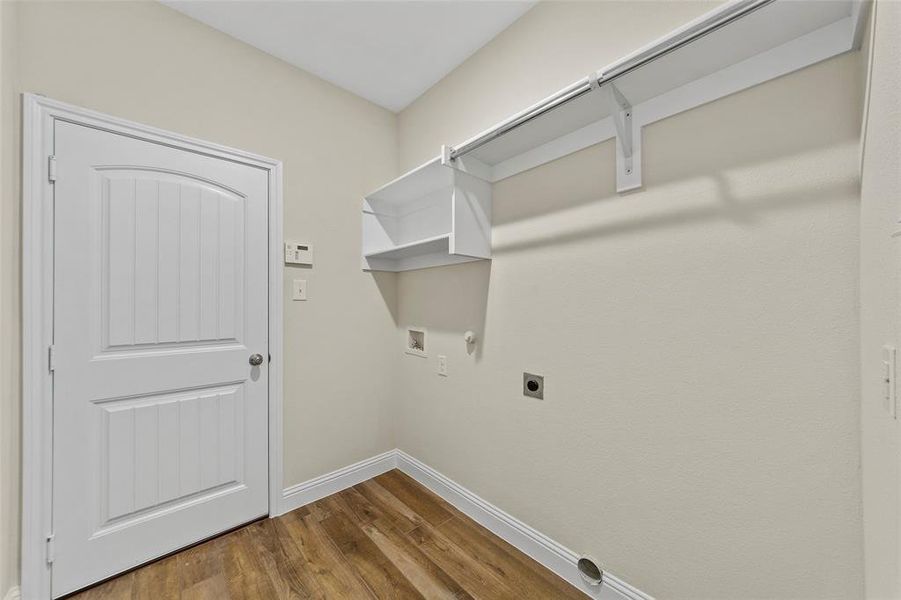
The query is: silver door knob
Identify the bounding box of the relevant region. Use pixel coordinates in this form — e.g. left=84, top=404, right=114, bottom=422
left=249, top=353, right=264, bottom=366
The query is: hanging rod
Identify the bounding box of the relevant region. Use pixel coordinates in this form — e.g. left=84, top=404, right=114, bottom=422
left=448, top=0, right=776, bottom=162
left=448, top=79, right=594, bottom=160
left=598, top=0, right=776, bottom=84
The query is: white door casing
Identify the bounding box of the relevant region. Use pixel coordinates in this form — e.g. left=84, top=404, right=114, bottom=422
left=22, top=95, right=285, bottom=600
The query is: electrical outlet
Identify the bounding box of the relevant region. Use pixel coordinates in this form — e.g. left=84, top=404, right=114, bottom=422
left=437, top=355, right=448, bottom=377
left=292, top=279, right=307, bottom=301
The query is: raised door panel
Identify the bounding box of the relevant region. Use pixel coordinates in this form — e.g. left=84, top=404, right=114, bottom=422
left=100, top=169, right=245, bottom=353
left=98, top=386, right=243, bottom=530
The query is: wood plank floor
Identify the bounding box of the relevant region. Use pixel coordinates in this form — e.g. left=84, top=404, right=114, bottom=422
left=67, top=469, right=585, bottom=599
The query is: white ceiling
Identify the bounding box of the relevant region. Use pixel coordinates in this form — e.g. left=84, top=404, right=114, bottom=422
left=162, top=1, right=535, bottom=112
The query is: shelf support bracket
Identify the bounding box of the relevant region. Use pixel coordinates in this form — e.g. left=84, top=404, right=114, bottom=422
left=592, top=76, right=642, bottom=192
left=607, top=83, right=632, bottom=160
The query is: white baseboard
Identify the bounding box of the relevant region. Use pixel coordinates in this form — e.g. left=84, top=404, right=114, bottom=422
left=3, top=586, right=20, bottom=600
left=279, top=449, right=652, bottom=600
left=394, top=450, right=652, bottom=600
left=279, top=449, right=396, bottom=515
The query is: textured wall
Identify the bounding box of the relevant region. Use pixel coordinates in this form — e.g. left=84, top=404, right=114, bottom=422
left=1, top=2, right=399, bottom=594
left=859, top=1, right=901, bottom=598
left=395, top=2, right=865, bottom=598
left=0, top=2, right=874, bottom=599
left=0, top=2, right=20, bottom=596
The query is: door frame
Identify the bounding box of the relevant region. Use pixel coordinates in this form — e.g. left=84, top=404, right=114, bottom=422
left=21, top=93, right=285, bottom=599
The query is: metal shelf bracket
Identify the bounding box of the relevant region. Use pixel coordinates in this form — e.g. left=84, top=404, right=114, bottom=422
left=594, top=77, right=642, bottom=193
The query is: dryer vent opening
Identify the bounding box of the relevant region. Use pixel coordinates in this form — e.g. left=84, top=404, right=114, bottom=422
left=577, top=556, right=603, bottom=586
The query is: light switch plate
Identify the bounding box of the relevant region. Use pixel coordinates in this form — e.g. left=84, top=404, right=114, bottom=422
left=285, top=242, right=313, bottom=265
left=883, top=345, right=896, bottom=418
left=292, top=279, right=307, bottom=301
left=437, top=355, right=448, bottom=377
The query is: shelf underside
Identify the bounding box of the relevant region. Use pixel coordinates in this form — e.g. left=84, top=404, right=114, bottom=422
left=458, top=0, right=858, bottom=173
left=609, top=0, right=852, bottom=107
left=366, top=158, right=452, bottom=207
left=363, top=234, right=484, bottom=272
left=364, top=234, right=451, bottom=261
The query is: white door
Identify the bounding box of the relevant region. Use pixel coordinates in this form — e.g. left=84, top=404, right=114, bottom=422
left=51, top=120, right=270, bottom=597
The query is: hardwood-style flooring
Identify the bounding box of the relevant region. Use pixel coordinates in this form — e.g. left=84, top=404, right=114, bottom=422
left=68, top=469, right=584, bottom=599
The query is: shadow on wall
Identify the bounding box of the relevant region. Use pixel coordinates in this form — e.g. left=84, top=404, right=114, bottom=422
left=384, top=55, right=860, bottom=375
left=371, top=270, right=400, bottom=325
left=492, top=146, right=859, bottom=257
left=491, top=54, right=862, bottom=239
left=396, top=260, right=491, bottom=362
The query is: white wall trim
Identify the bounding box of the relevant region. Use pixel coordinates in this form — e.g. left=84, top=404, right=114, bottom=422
left=3, top=586, right=21, bottom=600
left=394, top=450, right=652, bottom=600
left=280, top=450, right=397, bottom=514
left=279, top=449, right=652, bottom=600
left=21, top=93, right=285, bottom=599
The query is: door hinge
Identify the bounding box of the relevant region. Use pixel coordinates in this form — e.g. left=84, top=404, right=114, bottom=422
left=48, top=156, right=57, bottom=182
left=46, top=533, right=55, bottom=564
left=48, top=345, right=56, bottom=372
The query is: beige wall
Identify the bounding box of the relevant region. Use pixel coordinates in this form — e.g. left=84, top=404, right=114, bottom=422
left=398, top=0, right=718, bottom=171
left=860, top=1, right=901, bottom=598
left=0, top=1, right=877, bottom=598
left=0, top=1, right=399, bottom=594
left=395, top=2, right=865, bottom=598
left=1, top=1, right=21, bottom=596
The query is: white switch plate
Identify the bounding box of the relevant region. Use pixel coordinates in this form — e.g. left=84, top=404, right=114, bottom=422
left=285, top=242, right=313, bottom=265
left=292, top=279, right=307, bottom=301
left=883, top=345, right=896, bottom=418
left=437, top=355, right=447, bottom=377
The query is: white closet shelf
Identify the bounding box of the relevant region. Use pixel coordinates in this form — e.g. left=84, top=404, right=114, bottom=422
left=364, top=233, right=451, bottom=260
left=447, top=0, right=867, bottom=191
left=361, top=0, right=868, bottom=272
left=362, top=159, right=491, bottom=272
left=366, top=157, right=452, bottom=206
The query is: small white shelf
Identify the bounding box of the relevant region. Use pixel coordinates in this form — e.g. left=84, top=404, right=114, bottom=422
left=362, top=159, right=491, bottom=272
left=364, top=233, right=451, bottom=260
left=366, top=158, right=454, bottom=206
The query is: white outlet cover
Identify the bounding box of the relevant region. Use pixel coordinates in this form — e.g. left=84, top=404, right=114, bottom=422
left=883, top=345, right=896, bottom=418
left=437, top=354, right=448, bottom=377
left=292, top=279, right=307, bottom=301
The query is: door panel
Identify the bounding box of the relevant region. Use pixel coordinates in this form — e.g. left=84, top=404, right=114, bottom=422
left=51, top=121, right=269, bottom=597
left=99, top=170, right=245, bottom=350
left=97, top=385, right=243, bottom=527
